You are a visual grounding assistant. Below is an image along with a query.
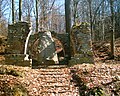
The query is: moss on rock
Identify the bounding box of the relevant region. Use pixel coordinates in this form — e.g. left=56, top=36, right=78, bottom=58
left=0, top=82, right=28, bottom=96
left=12, top=84, right=28, bottom=96
left=0, top=65, right=24, bottom=77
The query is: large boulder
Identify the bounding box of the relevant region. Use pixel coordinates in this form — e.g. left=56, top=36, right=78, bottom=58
left=69, top=22, right=94, bottom=65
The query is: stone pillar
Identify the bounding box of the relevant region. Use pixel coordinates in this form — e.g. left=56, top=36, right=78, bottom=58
left=5, top=22, right=31, bottom=67
left=6, top=22, right=30, bottom=54
left=69, top=22, right=94, bottom=64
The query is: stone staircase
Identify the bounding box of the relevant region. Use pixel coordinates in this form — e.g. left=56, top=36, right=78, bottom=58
left=26, top=66, right=79, bottom=96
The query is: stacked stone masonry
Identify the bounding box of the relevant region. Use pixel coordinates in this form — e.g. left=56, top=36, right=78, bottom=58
left=20, top=67, right=79, bottom=96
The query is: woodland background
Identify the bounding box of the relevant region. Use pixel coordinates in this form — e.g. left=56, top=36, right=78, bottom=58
left=0, top=0, right=120, bottom=96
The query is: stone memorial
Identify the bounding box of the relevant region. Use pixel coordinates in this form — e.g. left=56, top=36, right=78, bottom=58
left=31, top=30, right=59, bottom=65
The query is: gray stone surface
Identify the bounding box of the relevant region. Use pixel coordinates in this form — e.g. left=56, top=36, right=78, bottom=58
left=70, top=22, right=94, bottom=64
left=32, top=31, right=59, bottom=64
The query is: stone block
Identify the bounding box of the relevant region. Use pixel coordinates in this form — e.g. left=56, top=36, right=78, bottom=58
left=6, top=22, right=30, bottom=54
left=70, top=22, right=94, bottom=64
left=5, top=54, right=31, bottom=67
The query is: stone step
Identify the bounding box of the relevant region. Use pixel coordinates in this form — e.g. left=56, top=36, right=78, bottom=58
left=47, top=65, right=67, bottom=68
left=40, top=90, right=72, bottom=94
left=37, top=77, right=70, bottom=82
left=25, top=67, right=79, bottom=96
left=38, top=68, right=69, bottom=72
left=38, top=74, right=70, bottom=78
left=27, top=84, right=74, bottom=91
left=32, top=65, right=67, bottom=69
left=27, top=84, right=78, bottom=93
left=38, top=70, right=69, bottom=72
left=38, top=72, right=70, bottom=76
left=40, top=83, right=70, bottom=88
left=42, top=79, right=69, bottom=83
left=39, top=82, right=70, bottom=87
left=39, top=72, right=69, bottom=75
left=38, top=92, right=79, bottom=96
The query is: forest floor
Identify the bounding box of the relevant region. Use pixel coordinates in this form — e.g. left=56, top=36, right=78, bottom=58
left=0, top=38, right=120, bottom=96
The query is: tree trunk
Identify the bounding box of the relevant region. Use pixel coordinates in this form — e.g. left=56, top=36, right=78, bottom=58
left=65, top=0, right=71, bottom=59
left=88, top=0, right=93, bottom=41
left=116, top=1, right=120, bottom=38
left=110, top=0, right=115, bottom=59
left=102, top=0, right=105, bottom=41
left=27, top=5, right=31, bottom=23
left=27, top=12, right=31, bottom=23
left=73, top=0, right=79, bottom=23
left=36, top=0, right=38, bottom=32
left=0, top=0, right=2, bottom=19
left=41, top=0, right=47, bottom=28
left=12, top=0, right=15, bottom=23
left=19, top=0, right=22, bottom=21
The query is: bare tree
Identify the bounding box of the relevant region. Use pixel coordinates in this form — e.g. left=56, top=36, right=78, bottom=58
left=0, top=0, right=9, bottom=19
left=22, top=0, right=34, bottom=23
left=73, top=0, right=80, bottom=23
left=86, top=0, right=95, bottom=41
left=39, top=0, right=48, bottom=28
left=0, top=0, right=2, bottom=19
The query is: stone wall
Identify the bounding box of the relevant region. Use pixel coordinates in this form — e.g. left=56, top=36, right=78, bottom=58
left=5, top=22, right=31, bottom=67
left=6, top=22, right=30, bottom=54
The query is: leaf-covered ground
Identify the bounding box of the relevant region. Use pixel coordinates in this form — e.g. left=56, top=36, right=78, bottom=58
left=69, top=38, right=120, bottom=96
left=0, top=65, right=79, bottom=96
left=0, top=63, right=119, bottom=96
left=70, top=63, right=120, bottom=96
left=0, top=38, right=120, bottom=96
